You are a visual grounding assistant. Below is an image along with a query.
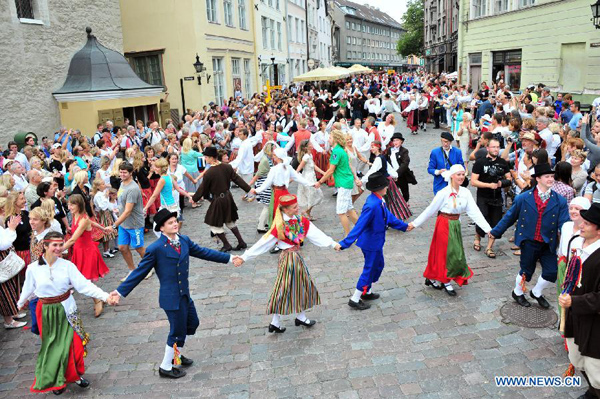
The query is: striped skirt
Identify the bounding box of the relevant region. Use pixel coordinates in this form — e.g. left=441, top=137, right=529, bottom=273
left=0, top=274, right=21, bottom=317
left=255, top=175, right=272, bottom=205
left=424, top=213, right=473, bottom=286
left=97, top=210, right=117, bottom=242
left=313, top=150, right=329, bottom=181
left=384, top=177, right=412, bottom=220
left=267, top=247, right=320, bottom=315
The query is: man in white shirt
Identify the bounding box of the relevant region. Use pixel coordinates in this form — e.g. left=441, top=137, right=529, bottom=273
left=145, top=121, right=165, bottom=147
left=349, top=118, right=371, bottom=174
left=536, top=116, right=554, bottom=156
left=9, top=162, right=28, bottom=191
left=229, top=128, right=255, bottom=183
left=7, top=141, right=30, bottom=171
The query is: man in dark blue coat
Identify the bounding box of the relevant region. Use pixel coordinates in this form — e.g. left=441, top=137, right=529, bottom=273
left=339, top=172, right=411, bottom=310
left=490, top=164, right=569, bottom=308
left=111, top=209, right=243, bottom=378
left=427, top=132, right=464, bottom=194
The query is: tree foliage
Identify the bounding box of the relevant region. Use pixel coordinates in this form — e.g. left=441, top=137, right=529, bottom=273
left=396, top=0, right=424, bottom=57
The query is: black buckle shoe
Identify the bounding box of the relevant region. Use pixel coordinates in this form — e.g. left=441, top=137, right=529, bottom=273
left=173, top=355, right=194, bottom=367
left=234, top=243, right=247, bottom=251
left=512, top=291, right=531, bottom=307
left=219, top=245, right=233, bottom=253
left=425, top=278, right=443, bottom=290
left=159, top=367, right=187, bottom=378
left=443, top=285, right=457, bottom=296
left=257, top=229, right=267, bottom=234
left=294, top=318, right=316, bottom=327
left=269, top=246, right=281, bottom=254
left=52, top=387, right=66, bottom=395
left=361, top=292, right=380, bottom=301
left=75, top=378, right=90, bottom=388
left=530, top=292, right=550, bottom=309
left=348, top=299, right=371, bottom=310
left=268, top=324, right=286, bottom=333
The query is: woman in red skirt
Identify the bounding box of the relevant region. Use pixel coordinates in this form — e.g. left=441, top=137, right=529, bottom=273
left=18, top=231, right=114, bottom=395
left=63, top=195, right=109, bottom=318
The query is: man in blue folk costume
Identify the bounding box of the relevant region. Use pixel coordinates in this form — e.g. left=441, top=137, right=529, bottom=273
left=339, top=172, right=413, bottom=310
left=110, top=209, right=243, bottom=378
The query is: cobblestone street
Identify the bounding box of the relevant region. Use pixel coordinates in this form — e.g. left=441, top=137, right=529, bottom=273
left=0, top=122, right=586, bottom=399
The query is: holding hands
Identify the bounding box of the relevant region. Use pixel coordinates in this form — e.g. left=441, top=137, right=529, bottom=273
left=231, top=255, right=244, bottom=267
left=406, top=223, right=415, bottom=232
left=107, top=290, right=121, bottom=306
left=334, top=243, right=342, bottom=251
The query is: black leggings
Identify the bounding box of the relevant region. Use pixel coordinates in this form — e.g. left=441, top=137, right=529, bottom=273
left=475, top=196, right=503, bottom=238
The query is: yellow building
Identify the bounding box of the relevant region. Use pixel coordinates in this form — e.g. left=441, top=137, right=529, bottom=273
left=53, top=28, right=163, bottom=136
left=120, top=0, right=260, bottom=122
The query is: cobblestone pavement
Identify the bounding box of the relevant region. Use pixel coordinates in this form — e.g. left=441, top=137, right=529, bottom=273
left=0, top=120, right=588, bottom=399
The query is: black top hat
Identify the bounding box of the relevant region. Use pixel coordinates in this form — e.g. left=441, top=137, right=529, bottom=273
left=531, top=163, right=553, bottom=178
left=440, top=132, right=454, bottom=142
left=154, top=208, right=179, bottom=232
left=391, top=132, right=404, bottom=142
left=581, top=203, right=600, bottom=227
left=366, top=172, right=389, bottom=192
left=203, top=146, right=218, bottom=158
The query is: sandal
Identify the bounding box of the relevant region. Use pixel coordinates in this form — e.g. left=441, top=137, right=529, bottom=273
left=473, top=240, right=481, bottom=252
left=513, top=250, right=521, bottom=256
left=484, top=248, right=496, bottom=258
left=510, top=245, right=519, bottom=251
left=508, top=237, right=514, bottom=243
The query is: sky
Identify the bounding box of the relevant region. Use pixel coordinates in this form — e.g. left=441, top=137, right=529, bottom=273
left=349, top=0, right=408, bottom=25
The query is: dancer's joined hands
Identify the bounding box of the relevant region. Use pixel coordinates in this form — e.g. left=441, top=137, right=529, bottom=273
left=107, top=290, right=120, bottom=306
left=232, top=255, right=244, bottom=267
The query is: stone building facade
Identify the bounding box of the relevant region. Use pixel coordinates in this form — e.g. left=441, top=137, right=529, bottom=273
left=423, top=0, right=459, bottom=73
left=0, top=0, right=122, bottom=143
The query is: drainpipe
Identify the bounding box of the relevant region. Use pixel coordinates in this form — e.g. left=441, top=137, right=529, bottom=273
left=305, top=0, right=310, bottom=66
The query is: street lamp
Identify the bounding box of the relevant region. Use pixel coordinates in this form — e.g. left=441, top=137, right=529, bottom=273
left=193, top=54, right=204, bottom=73
left=592, top=0, right=600, bottom=28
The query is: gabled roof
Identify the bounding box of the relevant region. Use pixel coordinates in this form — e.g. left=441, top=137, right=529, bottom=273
left=332, top=0, right=403, bottom=29
left=53, top=27, right=162, bottom=95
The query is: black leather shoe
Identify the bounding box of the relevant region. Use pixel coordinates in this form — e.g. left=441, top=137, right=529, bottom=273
left=294, top=318, right=316, bottom=327
left=269, top=246, right=281, bottom=254
left=234, top=243, right=247, bottom=251
left=76, top=378, right=90, bottom=388
left=159, top=367, right=187, bottom=378
left=173, top=355, right=194, bottom=367
left=257, top=229, right=267, bottom=234
left=443, top=285, right=457, bottom=296
left=219, top=245, right=233, bottom=253
left=361, top=292, right=380, bottom=300
left=425, top=278, right=443, bottom=290
left=512, top=291, right=531, bottom=307
left=348, top=299, right=371, bottom=310
left=530, top=292, right=550, bottom=309
left=52, top=387, right=66, bottom=395
left=268, top=324, right=286, bottom=333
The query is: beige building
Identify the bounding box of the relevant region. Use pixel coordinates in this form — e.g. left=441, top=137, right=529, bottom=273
left=0, top=0, right=122, bottom=142
left=120, top=0, right=260, bottom=121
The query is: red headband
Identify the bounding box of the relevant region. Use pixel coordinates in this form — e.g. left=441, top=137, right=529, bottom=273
left=43, top=238, right=64, bottom=243
left=279, top=195, right=298, bottom=207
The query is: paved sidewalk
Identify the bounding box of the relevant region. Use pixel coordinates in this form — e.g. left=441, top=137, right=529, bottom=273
left=0, top=121, right=586, bottom=398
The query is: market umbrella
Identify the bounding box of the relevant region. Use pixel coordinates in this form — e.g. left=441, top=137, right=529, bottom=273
left=349, top=64, right=373, bottom=74
left=292, top=67, right=351, bottom=82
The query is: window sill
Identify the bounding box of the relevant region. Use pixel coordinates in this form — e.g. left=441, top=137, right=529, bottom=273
left=19, top=18, right=44, bottom=25
left=208, top=20, right=221, bottom=25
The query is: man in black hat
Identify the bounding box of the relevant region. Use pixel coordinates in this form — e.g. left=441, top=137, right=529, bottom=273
left=387, top=132, right=414, bottom=202
left=339, top=172, right=412, bottom=310
left=560, top=203, right=600, bottom=399
left=491, top=163, right=569, bottom=308
left=110, top=208, right=244, bottom=379
left=427, top=132, right=464, bottom=194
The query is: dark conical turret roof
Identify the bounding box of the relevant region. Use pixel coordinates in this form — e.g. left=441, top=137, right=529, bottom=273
left=53, top=27, right=162, bottom=94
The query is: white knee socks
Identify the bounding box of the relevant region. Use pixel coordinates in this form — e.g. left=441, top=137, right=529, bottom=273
left=271, top=314, right=281, bottom=327
left=514, top=274, right=525, bottom=296
left=161, top=344, right=174, bottom=371
left=350, top=289, right=363, bottom=303
left=532, top=275, right=553, bottom=298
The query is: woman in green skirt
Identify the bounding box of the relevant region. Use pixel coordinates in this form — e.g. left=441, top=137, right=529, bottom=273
left=17, top=231, right=115, bottom=395
left=409, top=165, right=492, bottom=296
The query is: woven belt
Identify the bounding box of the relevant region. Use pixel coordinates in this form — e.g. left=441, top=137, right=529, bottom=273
left=39, top=291, right=71, bottom=304
left=438, top=212, right=460, bottom=220
left=273, top=186, right=287, bottom=190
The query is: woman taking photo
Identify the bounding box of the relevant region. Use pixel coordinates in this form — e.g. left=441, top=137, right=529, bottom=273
left=62, top=195, right=109, bottom=317
left=1, top=215, right=27, bottom=329
left=409, top=165, right=492, bottom=297
left=17, top=231, right=114, bottom=394
left=180, top=137, right=203, bottom=206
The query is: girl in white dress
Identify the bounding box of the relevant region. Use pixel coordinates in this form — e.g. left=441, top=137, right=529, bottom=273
left=296, top=140, right=324, bottom=219
left=409, top=165, right=491, bottom=296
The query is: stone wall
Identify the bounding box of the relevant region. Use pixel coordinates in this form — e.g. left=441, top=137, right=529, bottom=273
left=0, top=0, right=122, bottom=144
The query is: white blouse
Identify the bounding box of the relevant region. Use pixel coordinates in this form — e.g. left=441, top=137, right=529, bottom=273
left=241, top=214, right=337, bottom=262
left=255, top=163, right=313, bottom=193
left=17, top=257, right=109, bottom=316
left=558, top=221, right=583, bottom=258
left=412, top=185, right=492, bottom=233
left=362, top=156, right=397, bottom=184
left=0, top=227, right=17, bottom=251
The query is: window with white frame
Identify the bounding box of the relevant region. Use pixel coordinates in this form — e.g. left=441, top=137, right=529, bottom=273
left=301, top=20, right=305, bottom=43
left=268, top=0, right=272, bottom=7
left=277, top=22, right=282, bottom=51
left=207, top=0, right=218, bottom=22
left=269, top=19, right=275, bottom=49
left=295, top=18, right=299, bottom=43
left=495, top=0, right=509, bottom=13
left=232, top=58, right=241, bottom=94
left=276, top=0, right=280, bottom=9
left=262, top=17, right=268, bottom=48
left=519, top=0, right=534, bottom=7
left=238, top=0, right=247, bottom=29
left=15, top=0, right=35, bottom=19
left=347, top=51, right=351, bottom=59
left=212, top=57, right=225, bottom=106
left=224, top=0, right=234, bottom=26
left=472, top=0, right=487, bottom=18
left=243, top=58, right=252, bottom=97
left=347, top=36, right=351, bottom=44
left=346, top=21, right=350, bottom=29
left=288, top=16, right=293, bottom=42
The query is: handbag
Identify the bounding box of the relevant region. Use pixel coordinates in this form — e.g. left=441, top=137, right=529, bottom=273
left=0, top=250, right=26, bottom=283
left=442, top=148, right=469, bottom=188
left=91, top=217, right=105, bottom=242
